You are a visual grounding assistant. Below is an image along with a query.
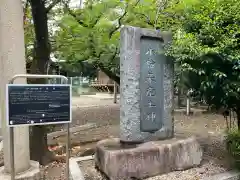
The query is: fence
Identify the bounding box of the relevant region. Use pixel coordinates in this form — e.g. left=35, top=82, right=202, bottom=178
left=48, top=76, right=96, bottom=96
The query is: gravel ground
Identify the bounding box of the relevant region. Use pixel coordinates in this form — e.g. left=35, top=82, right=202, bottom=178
left=45, top=99, right=232, bottom=180
left=71, top=96, right=117, bottom=107
left=69, top=98, right=233, bottom=180
left=42, top=162, right=67, bottom=180
left=0, top=97, right=234, bottom=179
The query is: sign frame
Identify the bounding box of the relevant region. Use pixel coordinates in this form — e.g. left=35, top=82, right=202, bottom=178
left=8, top=74, right=71, bottom=180
left=6, top=84, right=72, bottom=127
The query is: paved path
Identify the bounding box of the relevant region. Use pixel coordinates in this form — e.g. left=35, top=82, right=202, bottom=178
left=72, top=96, right=117, bottom=107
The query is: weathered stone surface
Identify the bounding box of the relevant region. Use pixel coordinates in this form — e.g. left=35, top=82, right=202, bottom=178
left=0, top=160, right=40, bottom=180
left=95, top=137, right=203, bottom=180
left=120, top=26, right=174, bottom=143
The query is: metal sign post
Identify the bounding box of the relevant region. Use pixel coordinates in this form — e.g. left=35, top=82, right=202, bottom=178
left=113, top=82, right=117, bottom=104
left=7, top=74, right=71, bottom=180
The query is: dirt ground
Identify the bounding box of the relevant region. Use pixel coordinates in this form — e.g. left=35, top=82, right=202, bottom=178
left=43, top=97, right=234, bottom=179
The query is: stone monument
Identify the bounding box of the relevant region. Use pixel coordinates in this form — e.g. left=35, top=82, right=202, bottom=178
left=95, top=26, right=202, bottom=180
left=120, top=25, right=173, bottom=142
left=0, top=0, right=40, bottom=179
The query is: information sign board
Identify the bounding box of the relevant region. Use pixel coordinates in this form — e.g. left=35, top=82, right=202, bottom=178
left=6, top=84, right=71, bottom=127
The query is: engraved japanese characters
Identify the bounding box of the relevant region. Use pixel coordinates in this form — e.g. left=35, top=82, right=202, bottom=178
left=140, top=37, right=164, bottom=132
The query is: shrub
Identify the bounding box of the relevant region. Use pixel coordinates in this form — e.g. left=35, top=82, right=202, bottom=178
left=226, top=128, right=240, bottom=169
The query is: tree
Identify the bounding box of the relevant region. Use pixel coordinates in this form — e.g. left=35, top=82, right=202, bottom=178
left=167, top=0, right=240, bottom=126
left=54, top=0, right=164, bottom=85
left=54, top=0, right=186, bottom=85
left=23, top=0, right=66, bottom=165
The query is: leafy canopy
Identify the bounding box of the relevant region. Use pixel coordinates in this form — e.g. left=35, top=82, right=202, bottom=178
left=54, top=0, right=162, bottom=76
left=168, top=0, right=240, bottom=111
left=54, top=0, right=240, bottom=113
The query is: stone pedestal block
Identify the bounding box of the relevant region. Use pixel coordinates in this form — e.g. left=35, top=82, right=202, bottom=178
left=0, top=160, right=40, bottom=180
left=95, top=137, right=203, bottom=180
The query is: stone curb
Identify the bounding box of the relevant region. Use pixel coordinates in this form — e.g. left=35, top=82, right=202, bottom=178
left=69, top=155, right=94, bottom=180
left=201, top=170, right=240, bottom=180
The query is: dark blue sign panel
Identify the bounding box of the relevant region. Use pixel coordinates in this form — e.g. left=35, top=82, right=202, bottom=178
left=140, top=36, right=164, bottom=132
left=7, top=85, right=71, bottom=127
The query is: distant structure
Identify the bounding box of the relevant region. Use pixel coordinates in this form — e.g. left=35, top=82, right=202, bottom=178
left=90, top=69, right=119, bottom=93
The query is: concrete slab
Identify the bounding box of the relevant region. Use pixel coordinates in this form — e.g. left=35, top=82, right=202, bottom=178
left=69, top=158, right=85, bottom=180
left=95, top=136, right=203, bottom=180
left=0, top=160, right=40, bottom=180
left=69, top=156, right=94, bottom=180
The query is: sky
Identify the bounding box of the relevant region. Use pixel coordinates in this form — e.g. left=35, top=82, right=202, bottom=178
left=69, top=0, right=85, bottom=8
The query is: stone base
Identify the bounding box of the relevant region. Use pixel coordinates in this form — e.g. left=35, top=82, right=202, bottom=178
left=95, top=136, right=203, bottom=180
left=0, top=161, right=41, bottom=180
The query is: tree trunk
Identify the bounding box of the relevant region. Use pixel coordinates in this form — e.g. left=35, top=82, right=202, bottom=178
left=176, top=88, right=181, bottom=108
left=237, top=108, right=240, bottom=130
left=29, top=0, right=52, bottom=165
left=29, top=0, right=50, bottom=76
left=29, top=126, right=53, bottom=165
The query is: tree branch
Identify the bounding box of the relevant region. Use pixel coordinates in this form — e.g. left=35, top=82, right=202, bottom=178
left=134, top=12, right=155, bottom=27
left=89, top=12, right=104, bottom=28
left=111, top=46, right=119, bottom=61
left=63, top=3, right=88, bottom=27
left=23, top=0, right=30, bottom=25
left=93, top=43, right=120, bottom=83
left=64, top=2, right=105, bottom=28
left=98, top=63, right=120, bottom=84
left=108, top=0, right=141, bottom=39
left=46, top=0, right=62, bottom=14
left=97, top=49, right=120, bottom=84
left=155, top=0, right=168, bottom=27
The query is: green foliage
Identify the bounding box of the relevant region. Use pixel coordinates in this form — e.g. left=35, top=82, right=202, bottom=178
left=167, top=0, right=240, bottom=111
left=54, top=0, right=161, bottom=76
left=54, top=0, right=122, bottom=74
left=52, top=0, right=240, bottom=115
left=60, top=61, right=97, bottom=78
left=23, top=2, right=35, bottom=63
left=226, top=128, right=240, bottom=168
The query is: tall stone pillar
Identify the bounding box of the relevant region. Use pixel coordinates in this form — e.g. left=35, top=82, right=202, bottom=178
left=0, top=0, right=40, bottom=178
left=120, top=26, right=174, bottom=143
